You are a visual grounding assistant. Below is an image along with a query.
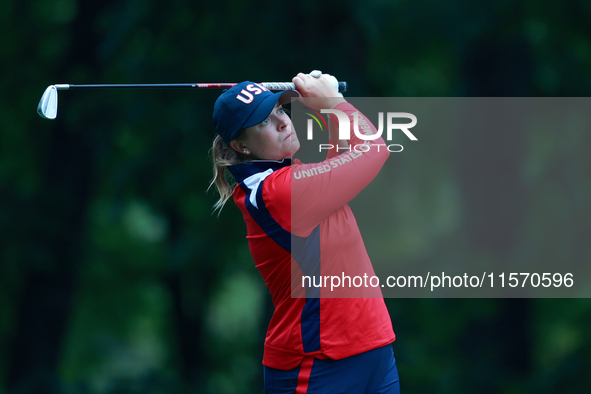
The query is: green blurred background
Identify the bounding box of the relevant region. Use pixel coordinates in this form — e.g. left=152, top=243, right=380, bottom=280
left=1, top=0, right=590, bottom=393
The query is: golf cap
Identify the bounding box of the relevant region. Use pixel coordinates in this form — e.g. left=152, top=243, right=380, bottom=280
left=213, top=81, right=298, bottom=146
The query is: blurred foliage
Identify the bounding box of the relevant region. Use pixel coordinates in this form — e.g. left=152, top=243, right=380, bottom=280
left=1, top=0, right=591, bottom=393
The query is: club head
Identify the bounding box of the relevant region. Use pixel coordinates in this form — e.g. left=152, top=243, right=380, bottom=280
left=37, top=85, right=58, bottom=119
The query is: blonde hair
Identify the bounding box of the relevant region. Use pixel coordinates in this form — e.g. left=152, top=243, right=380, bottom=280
left=208, top=135, right=244, bottom=213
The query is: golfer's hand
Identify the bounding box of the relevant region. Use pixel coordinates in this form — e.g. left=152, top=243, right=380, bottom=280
left=293, top=72, right=349, bottom=149
left=292, top=72, right=347, bottom=110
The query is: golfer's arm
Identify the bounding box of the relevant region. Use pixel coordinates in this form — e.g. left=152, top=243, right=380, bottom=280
left=325, top=104, right=349, bottom=160
left=327, top=118, right=349, bottom=156
left=292, top=105, right=390, bottom=235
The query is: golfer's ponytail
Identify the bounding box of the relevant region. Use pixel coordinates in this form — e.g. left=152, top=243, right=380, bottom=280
left=209, top=135, right=241, bottom=214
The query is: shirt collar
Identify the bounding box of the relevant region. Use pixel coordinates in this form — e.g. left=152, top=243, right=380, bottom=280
left=228, top=158, right=292, bottom=183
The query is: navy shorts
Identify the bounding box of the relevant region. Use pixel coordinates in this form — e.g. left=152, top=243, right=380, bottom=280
left=264, top=344, right=400, bottom=394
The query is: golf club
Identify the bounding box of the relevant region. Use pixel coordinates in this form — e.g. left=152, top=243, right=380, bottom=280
left=37, top=81, right=348, bottom=120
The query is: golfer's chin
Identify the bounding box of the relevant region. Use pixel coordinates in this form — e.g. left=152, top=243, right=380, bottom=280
left=290, top=141, right=301, bottom=157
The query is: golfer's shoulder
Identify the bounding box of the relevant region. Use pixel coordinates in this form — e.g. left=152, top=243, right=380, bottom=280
left=267, top=161, right=295, bottom=183
left=263, top=166, right=291, bottom=199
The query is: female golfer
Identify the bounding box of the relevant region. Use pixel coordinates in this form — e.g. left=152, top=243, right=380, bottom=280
left=210, top=72, right=399, bottom=393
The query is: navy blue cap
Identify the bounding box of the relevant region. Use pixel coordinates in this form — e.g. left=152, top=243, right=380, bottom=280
left=213, top=81, right=298, bottom=146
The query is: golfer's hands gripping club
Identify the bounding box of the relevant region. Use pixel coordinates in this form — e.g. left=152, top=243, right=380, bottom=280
left=292, top=72, right=347, bottom=110
left=292, top=72, right=349, bottom=150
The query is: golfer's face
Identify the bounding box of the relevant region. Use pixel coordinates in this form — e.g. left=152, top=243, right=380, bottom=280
left=243, top=103, right=299, bottom=160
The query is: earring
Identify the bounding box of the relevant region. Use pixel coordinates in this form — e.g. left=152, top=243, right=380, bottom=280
left=243, top=150, right=250, bottom=154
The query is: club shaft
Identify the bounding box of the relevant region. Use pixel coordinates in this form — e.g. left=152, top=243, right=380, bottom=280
left=56, top=83, right=242, bottom=89
left=54, top=81, right=348, bottom=93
